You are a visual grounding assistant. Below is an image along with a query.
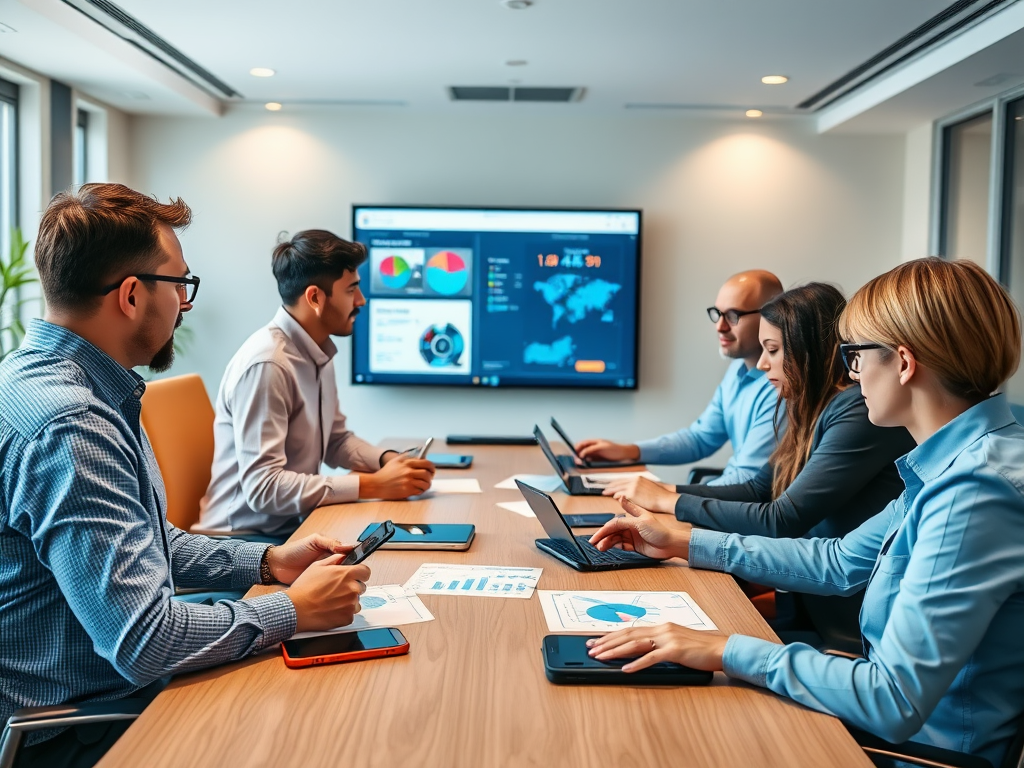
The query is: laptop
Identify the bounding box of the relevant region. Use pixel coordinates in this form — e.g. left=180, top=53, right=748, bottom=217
left=533, top=425, right=606, bottom=496
left=549, top=417, right=643, bottom=471
left=516, top=480, right=659, bottom=571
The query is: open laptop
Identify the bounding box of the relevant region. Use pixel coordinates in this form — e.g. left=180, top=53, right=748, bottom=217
left=533, top=425, right=606, bottom=496
left=549, top=417, right=643, bottom=471
left=516, top=480, right=659, bottom=571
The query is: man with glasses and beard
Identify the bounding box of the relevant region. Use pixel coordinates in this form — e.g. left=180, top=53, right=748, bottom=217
left=0, top=184, right=371, bottom=768
left=574, top=270, right=784, bottom=485
left=196, top=230, right=435, bottom=539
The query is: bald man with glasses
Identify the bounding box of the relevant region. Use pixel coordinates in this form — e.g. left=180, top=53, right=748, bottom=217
left=576, top=270, right=784, bottom=485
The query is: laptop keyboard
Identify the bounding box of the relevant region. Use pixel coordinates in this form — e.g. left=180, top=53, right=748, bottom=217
left=544, top=537, right=653, bottom=564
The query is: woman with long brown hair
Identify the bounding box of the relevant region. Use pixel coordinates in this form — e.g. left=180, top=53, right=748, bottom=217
left=603, top=282, right=915, bottom=649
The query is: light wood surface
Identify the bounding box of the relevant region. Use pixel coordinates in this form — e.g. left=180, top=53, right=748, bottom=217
left=98, top=441, right=871, bottom=768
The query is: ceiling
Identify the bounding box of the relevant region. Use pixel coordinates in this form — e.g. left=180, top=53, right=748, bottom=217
left=2, top=0, right=1020, bottom=127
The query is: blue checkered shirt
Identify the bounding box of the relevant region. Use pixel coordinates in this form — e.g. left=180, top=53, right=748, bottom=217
left=0, top=320, right=296, bottom=742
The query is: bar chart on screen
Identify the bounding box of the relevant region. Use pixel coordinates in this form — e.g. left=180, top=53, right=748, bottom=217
left=404, top=564, right=542, bottom=599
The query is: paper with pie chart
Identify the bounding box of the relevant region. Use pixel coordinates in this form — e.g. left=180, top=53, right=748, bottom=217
left=289, top=584, right=434, bottom=639
left=537, top=590, right=717, bottom=634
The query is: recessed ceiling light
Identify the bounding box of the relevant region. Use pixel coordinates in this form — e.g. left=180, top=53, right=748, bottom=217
left=506, top=60, right=528, bottom=67
left=761, top=75, right=788, bottom=85
left=265, top=102, right=283, bottom=111
left=746, top=109, right=763, bottom=118
left=501, top=0, right=534, bottom=8
left=250, top=67, right=276, bottom=78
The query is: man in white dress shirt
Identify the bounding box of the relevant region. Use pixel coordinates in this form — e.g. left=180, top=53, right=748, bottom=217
left=198, top=230, right=435, bottom=538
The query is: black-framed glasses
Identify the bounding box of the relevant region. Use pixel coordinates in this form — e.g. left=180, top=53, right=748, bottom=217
left=707, top=306, right=760, bottom=326
left=840, top=343, right=885, bottom=374
left=100, top=274, right=201, bottom=304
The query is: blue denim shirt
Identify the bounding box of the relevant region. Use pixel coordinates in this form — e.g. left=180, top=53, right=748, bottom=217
left=0, top=321, right=297, bottom=741
left=635, top=359, right=780, bottom=485
left=689, top=394, right=1024, bottom=765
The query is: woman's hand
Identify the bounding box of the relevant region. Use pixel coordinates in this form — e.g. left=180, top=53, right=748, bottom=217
left=586, top=624, right=729, bottom=672
left=588, top=497, right=692, bottom=560
left=600, top=475, right=679, bottom=513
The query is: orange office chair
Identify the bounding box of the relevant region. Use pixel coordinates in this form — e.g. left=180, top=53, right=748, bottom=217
left=140, top=373, right=215, bottom=532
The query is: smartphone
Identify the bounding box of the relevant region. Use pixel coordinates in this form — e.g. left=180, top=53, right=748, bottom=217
left=357, top=522, right=475, bottom=551
left=401, top=438, right=434, bottom=459
left=339, top=520, right=395, bottom=565
left=425, top=453, right=473, bottom=469
left=282, top=627, right=409, bottom=669
left=563, top=513, right=615, bottom=528
left=542, top=635, right=713, bottom=686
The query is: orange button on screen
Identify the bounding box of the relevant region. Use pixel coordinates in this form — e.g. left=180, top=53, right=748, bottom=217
left=575, top=360, right=606, bottom=373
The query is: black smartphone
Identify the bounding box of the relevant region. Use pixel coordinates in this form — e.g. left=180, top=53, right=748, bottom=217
left=282, top=627, right=409, bottom=668
left=564, top=513, right=615, bottom=528
left=425, top=453, right=473, bottom=469
left=542, top=635, right=713, bottom=686
left=339, top=520, right=395, bottom=565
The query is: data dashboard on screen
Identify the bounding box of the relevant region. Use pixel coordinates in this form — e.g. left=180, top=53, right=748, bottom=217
left=350, top=206, right=641, bottom=389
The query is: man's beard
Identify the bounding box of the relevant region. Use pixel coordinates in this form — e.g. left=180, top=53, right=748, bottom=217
left=148, top=313, right=182, bottom=373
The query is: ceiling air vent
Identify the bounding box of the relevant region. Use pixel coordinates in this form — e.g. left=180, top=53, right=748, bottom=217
left=449, top=86, right=583, bottom=103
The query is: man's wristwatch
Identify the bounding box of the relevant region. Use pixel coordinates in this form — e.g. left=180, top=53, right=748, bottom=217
left=379, top=450, right=398, bottom=467
left=259, top=546, right=275, bottom=585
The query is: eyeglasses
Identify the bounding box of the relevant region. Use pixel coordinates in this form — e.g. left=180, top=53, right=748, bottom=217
left=707, top=307, right=760, bottom=326
left=839, top=343, right=885, bottom=373
left=100, top=274, right=201, bottom=304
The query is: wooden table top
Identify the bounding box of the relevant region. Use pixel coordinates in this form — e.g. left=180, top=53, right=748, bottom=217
left=98, top=440, right=870, bottom=768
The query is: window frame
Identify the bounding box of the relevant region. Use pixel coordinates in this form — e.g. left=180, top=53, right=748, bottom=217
left=0, top=76, right=19, bottom=267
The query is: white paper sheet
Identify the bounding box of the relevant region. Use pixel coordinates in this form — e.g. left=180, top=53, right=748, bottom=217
left=427, top=478, right=482, bottom=494
left=403, top=563, right=542, bottom=599
left=496, top=500, right=536, bottom=518
left=290, top=585, right=435, bottom=638
left=537, top=590, right=717, bottom=634
left=494, top=474, right=563, bottom=492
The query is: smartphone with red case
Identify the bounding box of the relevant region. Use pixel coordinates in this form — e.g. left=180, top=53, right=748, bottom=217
left=281, top=627, right=409, bottom=669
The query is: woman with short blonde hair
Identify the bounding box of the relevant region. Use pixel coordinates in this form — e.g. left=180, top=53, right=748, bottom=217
left=588, top=257, right=1024, bottom=766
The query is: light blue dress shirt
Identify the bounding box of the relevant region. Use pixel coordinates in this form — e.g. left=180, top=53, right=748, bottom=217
left=689, top=394, right=1024, bottom=765
left=0, top=321, right=297, bottom=743
left=635, top=359, right=779, bottom=485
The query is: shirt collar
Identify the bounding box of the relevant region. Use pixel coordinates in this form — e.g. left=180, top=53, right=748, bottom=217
left=272, top=306, right=337, bottom=366
left=20, top=319, right=146, bottom=406
left=736, top=360, right=765, bottom=381
left=898, top=393, right=1016, bottom=486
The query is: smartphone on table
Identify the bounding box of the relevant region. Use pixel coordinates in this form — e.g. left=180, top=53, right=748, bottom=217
left=357, top=522, right=475, bottom=550
left=542, top=635, right=713, bottom=686
left=282, top=627, right=409, bottom=669
left=424, top=453, right=473, bottom=469
left=339, top=520, right=395, bottom=565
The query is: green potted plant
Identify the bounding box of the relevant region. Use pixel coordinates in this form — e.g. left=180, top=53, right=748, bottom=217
left=0, top=227, right=36, bottom=362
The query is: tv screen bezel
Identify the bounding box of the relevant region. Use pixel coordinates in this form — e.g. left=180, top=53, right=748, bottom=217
left=350, top=203, right=642, bottom=391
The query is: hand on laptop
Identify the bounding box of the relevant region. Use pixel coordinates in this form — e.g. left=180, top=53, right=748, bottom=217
left=574, top=439, right=641, bottom=464
left=287, top=555, right=371, bottom=633
left=601, top=476, right=679, bottom=513
left=359, top=455, right=436, bottom=500
left=589, top=497, right=691, bottom=561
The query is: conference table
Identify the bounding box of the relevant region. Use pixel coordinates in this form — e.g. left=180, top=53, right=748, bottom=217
left=98, top=440, right=871, bottom=768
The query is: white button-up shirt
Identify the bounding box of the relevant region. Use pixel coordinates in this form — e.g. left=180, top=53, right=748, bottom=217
left=198, top=307, right=385, bottom=536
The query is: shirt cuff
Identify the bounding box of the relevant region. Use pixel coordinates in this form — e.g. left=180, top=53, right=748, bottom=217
left=244, top=591, right=298, bottom=649
left=634, top=439, right=662, bottom=464
left=687, top=529, right=730, bottom=570
left=230, top=542, right=273, bottom=589
left=722, top=634, right=779, bottom=688
left=326, top=473, right=361, bottom=503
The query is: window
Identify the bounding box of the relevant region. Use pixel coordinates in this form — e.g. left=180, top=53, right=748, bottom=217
left=939, top=111, right=993, bottom=266
left=1001, top=96, right=1024, bottom=401
left=73, top=107, right=88, bottom=187
left=0, top=77, right=16, bottom=262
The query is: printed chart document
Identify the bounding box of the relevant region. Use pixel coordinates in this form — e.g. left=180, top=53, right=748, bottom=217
left=496, top=500, right=536, bottom=518
left=537, top=590, right=717, bottom=634
left=494, top=474, right=563, bottom=492
left=427, top=478, right=482, bottom=494
left=291, top=585, right=434, bottom=638
left=404, top=564, right=542, bottom=599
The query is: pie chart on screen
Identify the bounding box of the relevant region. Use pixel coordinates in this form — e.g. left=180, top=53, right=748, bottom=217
left=425, top=251, right=468, bottom=295
left=379, top=255, right=411, bottom=289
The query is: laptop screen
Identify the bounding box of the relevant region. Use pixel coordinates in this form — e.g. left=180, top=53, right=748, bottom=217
left=549, top=418, right=583, bottom=461
left=515, top=480, right=589, bottom=562
left=533, top=426, right=568, bottom=480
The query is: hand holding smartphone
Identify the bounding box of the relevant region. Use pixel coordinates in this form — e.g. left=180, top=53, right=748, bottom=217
left=339, top=521, right=395, bottom=565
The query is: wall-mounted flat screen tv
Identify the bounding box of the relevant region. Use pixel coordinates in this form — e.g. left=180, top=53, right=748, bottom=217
left=350, top=206, right=641, bottom=389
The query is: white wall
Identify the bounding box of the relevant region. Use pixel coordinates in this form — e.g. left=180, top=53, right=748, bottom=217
left=130, top=107, right=905, bottom=482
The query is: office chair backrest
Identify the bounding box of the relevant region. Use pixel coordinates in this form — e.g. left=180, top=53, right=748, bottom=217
left=140, top=374, right=214, bottom=531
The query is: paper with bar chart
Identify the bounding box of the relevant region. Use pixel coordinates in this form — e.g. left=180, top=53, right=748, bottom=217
left=290, top=584, right=434, bottom=639
left=403, top=564, right=542, bottom=599
left=537, top=590, right=717, bottom=634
